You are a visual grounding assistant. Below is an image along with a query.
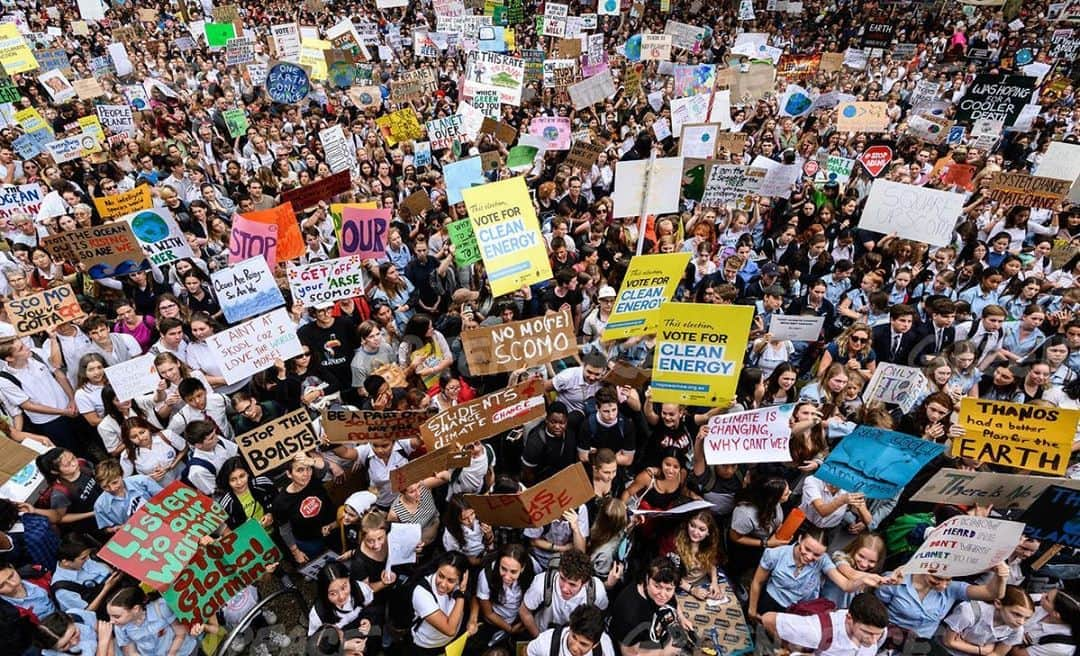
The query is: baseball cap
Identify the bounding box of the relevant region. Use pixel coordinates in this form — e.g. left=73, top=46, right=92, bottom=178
left=760, top=262, right=779, bottom=276
left=598, top=285, right=616, bottom=299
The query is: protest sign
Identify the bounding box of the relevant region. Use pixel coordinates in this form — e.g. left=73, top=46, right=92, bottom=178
left=204, top=22, right=236, bottom=48
left=1036, top=141, right=1080, bottom=204
left=228, top=214, right=278, bottom=267
left=568, top=69, right=616, bottom=109
left=99, top=481, right=228, bottom=590
left=127, top=208, right=196, bottom=268
left=907, top=516, right=1025, bottom=577
left=7, top=284, right=85, bottom=336
left=426, top=114, right=465, bottom=150
left=420, top=378, right=546, bottom=451
left=566, top=140, right=604, bottom=171
left=163, top=519, right=280, bottom=624
left=679, top=124, right=720, bottom=159
left=703, top=404, right=794, bottom=465
left=225, top=36, right=254, bottom=65
left=464, top=463, right=593, bottom=528
left=96, top=104, right=134, bottom=136
left=211, top=257, right=285, bottom=324
left=223, top=108, right=249, bottom=139
left=817, top=426, right=945, bottom=499
left=701, top=164, right=766, bottom=207
left=461, top=309, right=577, bottom=375
left=388, top=443, right=473, bottom=492
left=836, top=101, right=888, bottom=132
left=1022, top=486, right=1080, bottom=548
left=339, top=207, right=390, bottom=259
left=529, top=117, right=571, bottom=150
left=951, top=398, right=1075, bottom=475
left=956, top=74, right=1037, bottom=126
left=861, top=363, right=932, bottom=414
left=207, top=308, right=303, bottom=385
left=286, top=256, right=366, bottom=306
left=911, top=468, right=1080, bottom=511
left=376, top=108, right=424, bottom=146
left=0, top=183, right=43, bottom=222
left=767, top=315, right=825, bottom=342
left=651, top=303, right=753, bottom=407
left=985, top=171, right=1072, bottom=210
left=462, top=176, right=552, bottom=297
left=444, top=157, right=486, bottom=204
left=280, top=170, right=351, bottom=212
left=93, top=186, right=152, bottom=220
left=237, top=408, right=320, bottom=475
left=613, top=157, right=683, bottom=217
left=463, top=51, right=525, bottom=105
left=271, top=23, right=301, bottom=61
left=446, top=219, right=482, bottom=267
left=642, top=33, right=673, bottom=60
left=603, top=253, right=691, bottom=341
left=42, top=222, right=147, bottom=280
left=104, top=353, right=159, bottom=403
left=0, top=24, right=38, bottom=74
left=859, top=180, right=964, bottom=247
left=0, top=439, right=40, bottom=489
left=323, top=407, right=437, bottom=443
left=400, top=190, right=435, bottom=221
left=265, top=61, right=311, bottom=104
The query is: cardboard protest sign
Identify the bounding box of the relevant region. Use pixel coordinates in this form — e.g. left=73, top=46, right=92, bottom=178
left=859, top=180, right=964, bottom=247
left=388, top=443, right=473, bottom=492
left=1022, top=486, right=1080, bottom=548
left=8, top=285, right=86, bottom=336
left=951, top=398, right=1075, bottom=475
left=956, top=74, right=1037, bottom=126
left=42, top=223, right=148, bottom=279
left=0, top=183, right=44, bottom=222
left=339, top=207, right=390, bottom=259
left=237, top=408, right=320, bottom=475
left=323, top=408, right=436, bottom=443
left=0, top=440, right=40, bottom=487
left=93, top=186, right=152, bottom=220
left=420, top=378, right=546, bottom=451
left=163, top=519, right=280, bottom=624
left=835, top=101, right=888, bottom=132
left=985, top=171, right=1072, bottom=210
left=104, top=353, right=159, bottom=403
left=703, top=404, right=794, bottom=465
left=123, top=208, right=195, bottom=269
left=603, top=253, right=690, bottom=341
left=651, top=303, right=753, bottom=407
left=207, top=308, right=303, bottom=385
left=911, top=468, right=1080, bottom=511
left=861, top=363, right=932, bottom=414
left=679, top=124, right=720, bottom=159
left=767, top=315, right=825, bottom=342
left=228, top=214, right=278, bottom=268
left=287, top=256, right=366, bottom=306
left=907, top=516, right=1024, bottom=577
left=604, top=361, right=652, bottom=389
left=211, top=257, right=285, bottom=324
left=99, top=481, right=229, bottom=590
left=565, top=140, right=604, bottom=171
left=280, top=170, right=351, bottom=212
left=461, top=309, right=577, bottom=375
left=464, top=463, right=593, bottom=528
left=529, top=117, right=571, bottom=150
left=462, top=177, right=552, bottom=297
left=816, top=427, right=944, bottom=499
left=400, top=190, right=435, bottom=221
left=265, top=61, right=311, bottom=103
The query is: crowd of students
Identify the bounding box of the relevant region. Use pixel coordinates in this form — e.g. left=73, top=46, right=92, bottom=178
left=0, top=0, right=1075, bottom=654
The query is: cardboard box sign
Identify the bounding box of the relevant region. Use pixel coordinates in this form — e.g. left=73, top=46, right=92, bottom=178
left=237, top=408, right=320, bottom=475
left=461, top=308, right=577, bottom=375
left=389, top=444, right=473, bottom=492
left=322, top=407, right=437, bottom=443
left=420, top=379, right=546, bottom=451
left=464, top=463, right=593, bottom=528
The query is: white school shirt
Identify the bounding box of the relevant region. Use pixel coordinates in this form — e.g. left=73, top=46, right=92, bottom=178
left=306, top=582, right=374, bottom=635
left=942, top=600, right=1023, bottom=656
left=522, top=571, right=608, bottom=633
left=527, top=628, right=616, bottom=656
left=775, top=609, right=885, bottom=656
left=411, top=573, right=460, bottom=648
left=353, top=440, right=414, bottom=507
left=476, top=568, right=523, bottom=624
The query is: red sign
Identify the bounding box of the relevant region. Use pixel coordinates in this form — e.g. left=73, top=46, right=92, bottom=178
left=802, top=159, right=820, bottom=178
left=858, top=144, right=893, bottom=178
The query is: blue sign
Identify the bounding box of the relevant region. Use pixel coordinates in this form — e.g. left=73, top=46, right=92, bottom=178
left=816, top=427, right=944, bottom=499
left=946, top=125, right=965, bottom=145
left=265, top=62, right=311, bottom=104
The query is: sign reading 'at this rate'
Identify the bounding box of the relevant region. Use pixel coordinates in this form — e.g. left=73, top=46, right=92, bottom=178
left=462, top=177, right=552, bottom=297
left=420, top=379, right=546, bottom=451
left=99, top=481, right=228, bottom=590
left=322, top=408, right=436, bottom=443
left=461, top=309, right=577, bottom=375
left=8, top=284, right=86, bottom=336
left=464, top=463, right=594, bottom=528
left=237, top=408, right=320, bottom=475
left=651, top=303, right=753, bottom=407
left=602, top=253, right=690, bottom=341
left=951, top=398, right=1076, bottom=475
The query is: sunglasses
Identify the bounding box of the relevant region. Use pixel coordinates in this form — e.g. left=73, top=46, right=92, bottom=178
left=849, top=336, right=868, bottom=343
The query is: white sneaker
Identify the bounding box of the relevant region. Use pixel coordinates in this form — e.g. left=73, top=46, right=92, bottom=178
left=266, top=629, right=292, bottom=649
left=261, top=610, right=278, bottom=625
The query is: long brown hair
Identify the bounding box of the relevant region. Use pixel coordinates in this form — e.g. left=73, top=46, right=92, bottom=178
left=674, top=510, right=721, bottom=573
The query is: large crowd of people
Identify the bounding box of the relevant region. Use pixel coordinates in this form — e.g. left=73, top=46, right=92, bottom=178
left=0, top=0, right=1076, bottom=655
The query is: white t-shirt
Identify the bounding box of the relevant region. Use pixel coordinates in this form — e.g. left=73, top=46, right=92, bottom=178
left=307, top=582, right=374, bottom=635
left=942, top=600, right=1022, bottom=656
left=1023, top=607, right=1075, bottom=656
left=775, top=610, right=885, bottom=656
left=523, top=572, right=609, bottom=633
left=354, top=441, right=413, bottom=507
left=476, top=568, right=523, bottom=624
left=527, top=627, right=616, bottom=656
left=551, top=367, right=601, bottom=414
left=800, top=476, right=848, bottom=529
left=443, top=517, right=485, bottom=556
left=411, top=574, right=460, bottom=648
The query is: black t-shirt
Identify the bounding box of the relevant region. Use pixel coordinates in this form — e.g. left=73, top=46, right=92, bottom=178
left=608, top=585, right=679, bottom=649
left=298, top=317, right=357, bottom=387
left=272, top=475, right=336, bottom=542
left=521, top=424, right=579, bottom=481
left=541, top=287, right=584, bottom=314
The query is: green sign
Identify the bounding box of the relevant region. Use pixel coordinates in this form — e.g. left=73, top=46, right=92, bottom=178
left=0, top=75, right=19, bottom=104
left=447, top=219, right=481, bottom=267
left=163, top=518, right=280, bottom=624
left=204, top=22, right=236, bottom=48
left=507, top=144, right=539, bottom=170
left=222, top=108, right=248, bottom=138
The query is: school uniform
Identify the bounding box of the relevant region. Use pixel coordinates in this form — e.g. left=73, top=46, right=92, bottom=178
left=876, top=575, right=969, bottom=638
left=527, top=627, right=616, bottom=656
left=113, top=598, right=198, bottom=656
left=92, top=474, right=163, bottom=529
left=940, top=600, right=1023, bottom=656
left=759, top=545, right=837, bottom=611
left=775, top=609, right=885, bottom=656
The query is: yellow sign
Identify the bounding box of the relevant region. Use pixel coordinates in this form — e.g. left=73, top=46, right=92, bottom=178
left=298, top=38, right=329, bottom=80
left=375, top=108, right=423, bottom=146
left=15, top=107, right=49, bottom=135
left=461, top=176, right=552, bottom=298
left=602, top=252, right=691, bottom=341
left=951, top=398, right=1076, bottom=476
left=93, top=186, right=153, bottom=220
left=651, top=303, right=753, bottom=407
left=0, top=24, right=38, bottom=74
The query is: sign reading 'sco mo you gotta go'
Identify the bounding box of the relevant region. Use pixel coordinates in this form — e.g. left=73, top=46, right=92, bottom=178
left=461, top=309, right=577, bottom=375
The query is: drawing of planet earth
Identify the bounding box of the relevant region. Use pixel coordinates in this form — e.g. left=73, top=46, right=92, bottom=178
left=130, top=211, right=169, bottom=242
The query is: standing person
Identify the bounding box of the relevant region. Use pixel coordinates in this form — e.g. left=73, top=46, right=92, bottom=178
left=273, top=454, right=338, bottom=563
left=0, top=339, right=80, bottom=454
left=299, top=302, right=359, bottom=396
left=762, top=592, right=889, bottom=656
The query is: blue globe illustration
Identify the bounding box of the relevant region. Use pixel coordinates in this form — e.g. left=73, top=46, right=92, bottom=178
left=130, top=211, right=169, bottom=242
left=842, top=105, right=857, bottom=118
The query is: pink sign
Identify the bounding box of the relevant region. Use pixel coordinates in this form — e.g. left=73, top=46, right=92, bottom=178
left=529, top=117, right=571, bottom=150
left=229, top=214, right=278, bottom=268
left=340, top=207, right=390, bottom=259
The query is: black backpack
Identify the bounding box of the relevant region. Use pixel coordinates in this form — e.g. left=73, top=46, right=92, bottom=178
left=536, top=568, right=596, bottom=615
left=549, top=625, right=601, bottom=656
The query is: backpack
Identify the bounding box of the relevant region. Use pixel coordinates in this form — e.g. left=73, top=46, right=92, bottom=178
left=0, top=352, right=53, bottom=389
left=816, top=612, right=834, bottom=651
left=537, top=569, right=596, bottom=616
left=884, top=513, right=935, bottom=558
left=180, top=455, right=217, bottom=491
left=549, top=625, right=601, bottom=656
